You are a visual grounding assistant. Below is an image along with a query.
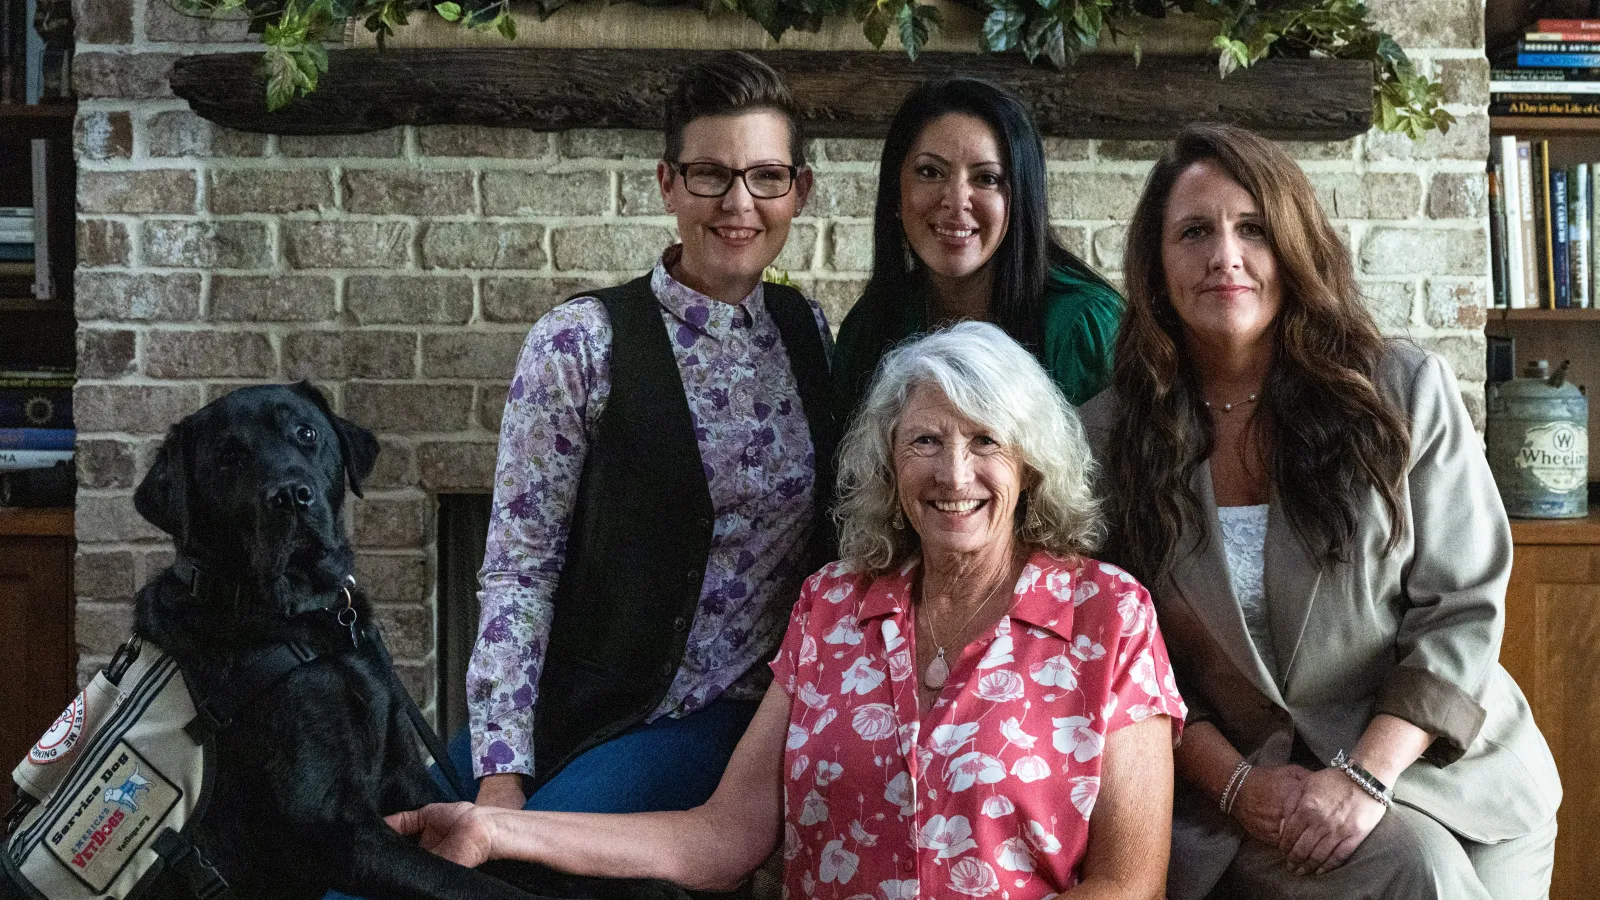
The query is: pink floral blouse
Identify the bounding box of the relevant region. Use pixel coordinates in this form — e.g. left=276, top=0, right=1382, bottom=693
left=770, top=551, right=1187, bottom=899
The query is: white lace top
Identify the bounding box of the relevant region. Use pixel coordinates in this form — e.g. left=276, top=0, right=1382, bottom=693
left=1217, top=504, right=1276, bottom=679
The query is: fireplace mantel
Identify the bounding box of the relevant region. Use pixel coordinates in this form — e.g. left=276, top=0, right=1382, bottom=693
left=170, top=49, right=1375, bottom=140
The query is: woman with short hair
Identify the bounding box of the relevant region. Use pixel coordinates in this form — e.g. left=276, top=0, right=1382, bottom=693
left=464, top=50, right=838, bottom=816
left=1082, top=123, right=1560, bottom=900
left=831, top=76, right=1121, bottom=427
left=393, top=323, right=1187, bottom=900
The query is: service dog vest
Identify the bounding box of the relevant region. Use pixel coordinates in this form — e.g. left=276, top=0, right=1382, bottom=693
left=3, top=638, right=220, bottom=900
left=4, top=621, right=457, bottom=900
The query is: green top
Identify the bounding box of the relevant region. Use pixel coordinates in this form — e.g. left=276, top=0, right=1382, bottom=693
left=830, top=263, right=1125, bottom=427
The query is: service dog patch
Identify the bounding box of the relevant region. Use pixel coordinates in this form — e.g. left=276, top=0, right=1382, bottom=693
left=44, top=742, right=181, bottom=893
left=30, top=690, right=86, bottom=764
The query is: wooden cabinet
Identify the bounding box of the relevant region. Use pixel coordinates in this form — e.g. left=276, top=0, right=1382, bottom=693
left=0, top=507, right=73, bottom=813
left=1502, top=514, right=1600, bottom=900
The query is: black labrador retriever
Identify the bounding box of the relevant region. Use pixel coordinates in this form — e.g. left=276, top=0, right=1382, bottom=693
left=5, top=383, right=688, bottom=900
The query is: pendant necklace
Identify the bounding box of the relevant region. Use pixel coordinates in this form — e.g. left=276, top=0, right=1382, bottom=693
left=1202, top=392, right=1259, bottom=414
left=920, top=571, right=1011, bottom=691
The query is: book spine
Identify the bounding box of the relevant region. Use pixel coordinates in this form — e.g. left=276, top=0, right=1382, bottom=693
left=1500, top=136, right=1528, bottom=310
left=0, top=388, right=71, bottom=429
left=1574, top=164, right=1591, bottom=310
left=1491, top=81, right=1600, bottom=93
left=1491, top=67, right=1600, bottom=81
left=1517, top=141, right=1538, bottom=309
left=1520, top=40, right=1600, bottom=53
left=1553, top=167, right=1570, bottom=308
left=0, top=449, right=72, bottom=471
left=1526, top=31, right=1600, bottom=41
left=1536, top=18, right=1600, bottom=32
left=1489, top=165, right=1509, bottom=309
left=0, top=377, right=74, bottom=389
left=1516, top=39, right=1600, bottom=52
left=1591, top=166, right=1600, bottom=308
left=1533, top=140, right=1555, bottom=308
left=1491, top=97, right=1600, bottom=115
left=0, top=428, right=73, bottom=450
left=1517, top=53, right=1600, bottom=67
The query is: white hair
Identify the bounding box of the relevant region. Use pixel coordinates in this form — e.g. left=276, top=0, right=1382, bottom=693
left=834, top=321, right=1103, bottom=572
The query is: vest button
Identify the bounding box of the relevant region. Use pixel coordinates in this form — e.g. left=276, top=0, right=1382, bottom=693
left=660, top=661, right=675, bottom=677
left=673, top=616, right=689, bottom=632
left=686, top=569, right=701, bottom=583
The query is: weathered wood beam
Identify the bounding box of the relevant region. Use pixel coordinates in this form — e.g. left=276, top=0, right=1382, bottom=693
left=170, top=49, right=1373, bottom=140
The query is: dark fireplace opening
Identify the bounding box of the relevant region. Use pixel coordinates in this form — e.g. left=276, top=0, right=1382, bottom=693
left=436, top=493, right=491, bottom=739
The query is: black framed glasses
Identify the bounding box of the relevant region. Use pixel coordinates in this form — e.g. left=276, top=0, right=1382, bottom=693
left=667, top=161, right=800, bottom=199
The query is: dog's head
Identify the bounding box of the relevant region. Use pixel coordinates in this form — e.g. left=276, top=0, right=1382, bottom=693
left=134, top=382, right=379, bottom=609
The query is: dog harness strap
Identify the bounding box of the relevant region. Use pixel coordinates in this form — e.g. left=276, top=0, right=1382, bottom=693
left=184, top=641, right=319, bottom=742
left=152, top=828, right=235, bottom=900
left=369, top=632, right=470, bottom=802
left=170, top=558, right=244, bottom=615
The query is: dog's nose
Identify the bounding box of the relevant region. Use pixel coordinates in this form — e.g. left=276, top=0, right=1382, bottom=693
left=269, top=482, right=315, bottom=511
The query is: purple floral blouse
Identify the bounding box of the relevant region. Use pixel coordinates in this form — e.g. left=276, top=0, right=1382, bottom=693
left=469, top=247, right=832, bottom=779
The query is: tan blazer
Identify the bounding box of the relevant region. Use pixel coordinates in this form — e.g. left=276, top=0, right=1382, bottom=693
left=1080, top=342, right=1560, bottom=899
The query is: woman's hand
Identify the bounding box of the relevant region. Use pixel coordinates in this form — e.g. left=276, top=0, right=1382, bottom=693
left=386, top=802, right=498, bottom=867
left=1277, top=768, right=1386, bottom=876
left=475, top=772, right=528, bottom=810
left=1229, top=764, right=1310, bottom=846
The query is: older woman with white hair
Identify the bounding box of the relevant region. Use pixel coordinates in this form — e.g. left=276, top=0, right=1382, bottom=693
left=389, top=323, right=1187, bottom=900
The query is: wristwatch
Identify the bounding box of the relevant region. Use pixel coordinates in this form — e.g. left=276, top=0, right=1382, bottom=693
left=1330, top=749, right=1393, bottom=808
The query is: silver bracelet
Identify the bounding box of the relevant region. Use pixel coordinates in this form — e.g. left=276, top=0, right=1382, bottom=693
left=1219, top=759, right=1253, bottom=815
left=1330, top=750, right=1392, bottom=808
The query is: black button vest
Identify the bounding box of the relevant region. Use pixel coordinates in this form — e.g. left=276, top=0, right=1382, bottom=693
left=532, top=274, right=838, bottom=787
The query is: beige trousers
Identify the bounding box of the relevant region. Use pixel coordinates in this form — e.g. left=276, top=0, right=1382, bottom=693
left=1205, top=804, right=1558, bottom=900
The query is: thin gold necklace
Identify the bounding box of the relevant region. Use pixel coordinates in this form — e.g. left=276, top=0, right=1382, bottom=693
left=920, top=571, right=1012, bottom=690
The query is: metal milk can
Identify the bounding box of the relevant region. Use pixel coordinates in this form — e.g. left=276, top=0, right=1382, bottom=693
left=1487, top=359, right=1588, bottom=519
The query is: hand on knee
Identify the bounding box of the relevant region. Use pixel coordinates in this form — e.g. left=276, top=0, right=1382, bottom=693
left=1277, top=768, right=1386, bottom=876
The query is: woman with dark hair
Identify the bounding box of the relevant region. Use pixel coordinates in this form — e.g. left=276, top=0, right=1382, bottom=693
left=462, top=50, right=838, bottom=818
left=830, top=77, right=1121, bottom=425
left=1081, top=123, right=1560, bottom=900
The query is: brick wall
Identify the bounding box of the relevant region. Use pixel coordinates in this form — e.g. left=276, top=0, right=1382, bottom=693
left=69, top=0, right=1489, bottom=698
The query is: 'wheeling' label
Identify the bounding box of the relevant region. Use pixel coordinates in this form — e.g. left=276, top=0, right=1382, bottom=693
left=1516, top=421, right=1589, bottom=494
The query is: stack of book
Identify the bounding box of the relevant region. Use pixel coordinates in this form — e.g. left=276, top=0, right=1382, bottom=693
left=1492, top=18, right=1600, bottom=117
left=0, top=368, right=73, bottom=507
left=0, top=206, right=33, bottom=298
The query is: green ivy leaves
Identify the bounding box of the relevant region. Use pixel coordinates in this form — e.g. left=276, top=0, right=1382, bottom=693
left=1185, top=0, right=1454, bottom=137
left=180, top=0, right=1455, bottom=136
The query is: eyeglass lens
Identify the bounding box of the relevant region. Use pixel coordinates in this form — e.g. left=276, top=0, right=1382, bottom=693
left=682, top=163, right=794, bottom=198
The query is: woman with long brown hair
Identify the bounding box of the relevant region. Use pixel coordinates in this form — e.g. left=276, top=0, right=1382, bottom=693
left=1080, top=123, right=1560, bottom=899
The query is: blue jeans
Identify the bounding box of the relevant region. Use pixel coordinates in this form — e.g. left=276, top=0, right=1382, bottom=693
left=454, top=694, right=761, bottom=813
left=325, top=695, right=760, bottom=898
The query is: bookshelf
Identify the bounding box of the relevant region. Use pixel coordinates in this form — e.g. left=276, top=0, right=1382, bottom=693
left=1498, top=306, right=1600, bottom=320
left=0, top=102, right=74, bottom=372
left=1487, top=116, right=1600, bottom=482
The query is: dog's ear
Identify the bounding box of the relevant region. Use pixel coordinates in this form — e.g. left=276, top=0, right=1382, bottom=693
left=291, top=381, right=380, bottom=499
left=134, top=421, right=192, bottom=542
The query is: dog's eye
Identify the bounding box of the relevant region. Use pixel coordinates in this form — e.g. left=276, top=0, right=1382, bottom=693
left=295, top=425, right=317, bottom=445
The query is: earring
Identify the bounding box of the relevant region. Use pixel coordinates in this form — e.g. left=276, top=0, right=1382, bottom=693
left=901, top=235, right=917, bottom=273
left=892, top=505, right=905, bottom=530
